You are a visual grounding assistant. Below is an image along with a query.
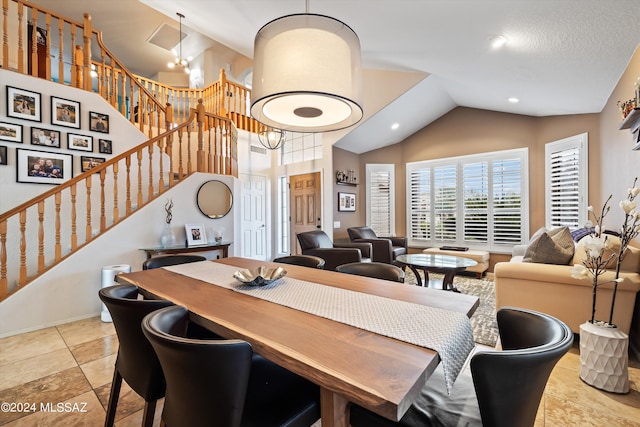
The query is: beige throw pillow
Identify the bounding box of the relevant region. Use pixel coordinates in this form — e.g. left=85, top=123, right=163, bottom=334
left=523, top=226, right=575, bottom=265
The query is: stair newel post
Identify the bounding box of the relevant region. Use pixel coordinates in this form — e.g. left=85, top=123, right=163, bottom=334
left=166, top=103, right=175, bottom=187
left=196, top=99, right=206, bottom=172
left=219, top=68, right=228, bottom=117
left=82, top=13, right=92, bottom=92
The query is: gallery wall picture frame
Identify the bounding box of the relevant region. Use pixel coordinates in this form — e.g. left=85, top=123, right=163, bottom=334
left=80, top=156, right=106, bottom=172
left=338, top=192, right=356, bottom=212
left=7, top=86, right=41, bottom=122
left=51, top=96, right=81, bottom=129
left=67, top=133, right=93, bottom=152
left=185, top=223, right=208, bottom=247
left=31, top=127, right=61, bottom=148
left=98, top=139, right=112, bottom=154
left=0, top=146, right=7, bottom=165
left=16, top=148, right=72, bottom=184
left=0, top=122, right=23, bottom=143
left=89, top=111, right=109, bottom=133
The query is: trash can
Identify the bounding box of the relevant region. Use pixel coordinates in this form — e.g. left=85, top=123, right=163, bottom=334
left=100, top=264, right=131, bottom=322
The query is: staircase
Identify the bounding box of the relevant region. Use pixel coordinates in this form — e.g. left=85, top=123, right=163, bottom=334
left=0, top=0, right=259, bottom=301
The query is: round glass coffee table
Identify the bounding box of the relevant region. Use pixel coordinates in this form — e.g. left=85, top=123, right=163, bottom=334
left=395, top=254, right=478, bottom=292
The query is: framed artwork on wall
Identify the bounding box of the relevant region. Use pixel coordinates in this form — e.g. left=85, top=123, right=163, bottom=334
left=51, top=96, right=81, bottom=129
left=80, top=156, right=106, bottom=172
left=185, top=223, right=208, bottom=247
left=67, top=133, right=93, bottom=152
left=98, top=139, right=112, bottom=154
left=0, top=146, right=7, bottom=165
left=16, top=148, right=72, bottom=184
left=338, top=192, right=356, bottom=212
left=31, top=127, right=61, bottom=148
left=0, top=122, right=23, bottom=143
left=89, top=111, right=109, bottom=133
left=6, top=86, right=41, bottom=122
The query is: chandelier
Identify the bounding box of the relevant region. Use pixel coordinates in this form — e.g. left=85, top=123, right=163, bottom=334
left=250, top=3, right=363, bottom=133
left=258, top=126, right=286, bottom=150
left=167, top=12, right=192, bottom=74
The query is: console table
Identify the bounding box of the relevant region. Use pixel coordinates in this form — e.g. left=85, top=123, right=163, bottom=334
left=140, top=241, right=231, bottom=260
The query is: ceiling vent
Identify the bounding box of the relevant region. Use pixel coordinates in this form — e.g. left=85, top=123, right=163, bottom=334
left=146, top=22, right=186, bottom=52
left=250, top=145, right=268, bottom=155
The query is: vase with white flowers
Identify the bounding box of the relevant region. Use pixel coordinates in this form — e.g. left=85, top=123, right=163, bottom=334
left=570, top=178, right=639, bottom=393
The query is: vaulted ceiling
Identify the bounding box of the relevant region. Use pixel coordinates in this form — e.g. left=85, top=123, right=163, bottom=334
left=30, top=0, right=640, bottom=153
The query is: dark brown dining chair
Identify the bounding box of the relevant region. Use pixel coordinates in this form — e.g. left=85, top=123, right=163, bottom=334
left=142, top=254, right=207, bottom=270
left=142, top=305, right=321, bottom=427
left=98, top=284, right=174, bottom=427
left=273, top=255, right=326, bottom=269
left=336, top=261, right=405, bottom=283
left=349, top=307, right=573, bottom=427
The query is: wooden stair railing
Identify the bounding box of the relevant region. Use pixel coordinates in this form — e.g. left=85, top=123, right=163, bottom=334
left=0, top=101, right=237, bottom=301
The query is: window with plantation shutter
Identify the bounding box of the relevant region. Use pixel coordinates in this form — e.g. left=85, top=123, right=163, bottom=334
left=366, top=164, right=394, bottom=236
left=406, top=148, right=528, bottom=252
left=545, top=133, right=588, bottom=230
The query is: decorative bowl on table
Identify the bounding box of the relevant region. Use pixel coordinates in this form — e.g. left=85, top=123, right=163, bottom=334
left=233, top=266, right=287, bottom=286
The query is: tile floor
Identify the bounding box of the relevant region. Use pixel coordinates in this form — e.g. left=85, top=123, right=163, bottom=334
left=0, top=316, right=639, bottom=426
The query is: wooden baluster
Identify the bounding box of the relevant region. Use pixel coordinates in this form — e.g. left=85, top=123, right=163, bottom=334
left=178, top=128, right=184, bottom=180
left=17, top=2, right=23, bottom=73
left=70, top=23, right=76, bottom=86
left=113, top=162, right=120, bottom=223
left=125, top=156, right=132, bottom=215
left=85, top=177, right=92, bottom=242
left=196, top=99, right=205, bottom=172
left=57, top=17, right=64, bottom=84
left=137, top=150, right=143, bottom=209
left=30, top=13, right=37, bottom=77
left=38, top=201, right=44, bottom=273
left=55, top=192, right=61, bottom=261
left=100, top=169, right=106, bottom=232
left=82, top=13, right=92, bottom=92
left=0, top=217, right=7, bottom=299
left=44, top=13, right=51, bottom=80
left=148, top=143, right=154, bottom=199
left=70, top=184, right=77, bottom=250
left=19, top=210, right=26, bottom=286
left=74, top=44, right=82, bottom=88
left=158, top=136, right=165, bottom=193
left=2, top=0, right=7, bottom=70
left=219, top=69, right=228, bottom=116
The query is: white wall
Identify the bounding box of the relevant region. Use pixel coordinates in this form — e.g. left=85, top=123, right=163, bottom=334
left=0, top=172, right=238, bottom=337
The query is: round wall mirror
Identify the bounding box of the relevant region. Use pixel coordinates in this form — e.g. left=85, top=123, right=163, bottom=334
left=196, top=180, right=233, bottom=219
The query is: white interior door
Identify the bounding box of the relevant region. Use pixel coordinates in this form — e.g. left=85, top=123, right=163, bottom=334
left=240, top=174, right=267, bottom=260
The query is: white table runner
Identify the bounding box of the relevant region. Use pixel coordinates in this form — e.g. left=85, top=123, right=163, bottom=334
left=163, top=261, right=475, bottom=393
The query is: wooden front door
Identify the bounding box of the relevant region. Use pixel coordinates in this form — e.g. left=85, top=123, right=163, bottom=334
left=290, top=172, right=321, bottom=254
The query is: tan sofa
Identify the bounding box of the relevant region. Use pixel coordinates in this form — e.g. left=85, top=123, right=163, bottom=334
left=495, top=244, right=640, bottom=334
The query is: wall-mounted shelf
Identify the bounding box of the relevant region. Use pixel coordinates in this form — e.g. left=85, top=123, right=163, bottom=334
left=336, top=180, right=358, bottom=187
left=619, top=108, right=640, bottom=132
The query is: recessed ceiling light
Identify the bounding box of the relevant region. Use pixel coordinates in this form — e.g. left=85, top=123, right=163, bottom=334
left=391, top=123, right=400, bottom=130
left=508, top=97, right=520, bottom=103
left=489, top=35, right=508, bottom=49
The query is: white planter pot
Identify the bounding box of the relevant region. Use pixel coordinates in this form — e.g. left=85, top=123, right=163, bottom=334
left=579, top=321, right=629, bottom=393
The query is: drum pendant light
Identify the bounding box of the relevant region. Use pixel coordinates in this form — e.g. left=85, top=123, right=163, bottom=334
left=251, top=12, right=363, bottom=133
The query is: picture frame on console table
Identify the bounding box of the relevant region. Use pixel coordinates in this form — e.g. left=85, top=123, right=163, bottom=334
left=16, top=148, right=72, bottom=184
left=185, top=223, right=208, bottom=247
left=338, top=192, right=356, bottom=212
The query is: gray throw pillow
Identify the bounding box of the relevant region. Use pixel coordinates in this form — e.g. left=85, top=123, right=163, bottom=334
left=523, top=226, right=575, bottom=265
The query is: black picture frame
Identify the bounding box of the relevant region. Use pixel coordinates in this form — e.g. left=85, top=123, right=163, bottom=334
left=80, top=155, right=106, bottom=172
left=338, top=192, right=356, bottom=212
left=31, top=127, right=61, bottom=148
left=0, top=146, right=7, bottom=165
left=98, top=139, right=112, bottom=154
left=6, top=86, right=41, bottom=122
left=51, top=96, right=81, bottom=129
left=0, top=121, right=23, bottom=143
left=67, top=133, right=94, bottom=152
left=16, top=148, right=72, bottom=184
left=89, top=111, right=109, bottom=133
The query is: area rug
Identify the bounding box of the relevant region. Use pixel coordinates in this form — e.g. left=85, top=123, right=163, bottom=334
left=404, top=271, right=499, bottom=347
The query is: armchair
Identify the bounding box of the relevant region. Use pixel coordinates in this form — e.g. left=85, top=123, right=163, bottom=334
left=347, top=226, right=407, bottom=264
left=296, top=230, right=372, bottom=271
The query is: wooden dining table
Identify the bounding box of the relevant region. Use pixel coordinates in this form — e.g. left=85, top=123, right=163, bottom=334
left=116, top=257, right=479, bottom=427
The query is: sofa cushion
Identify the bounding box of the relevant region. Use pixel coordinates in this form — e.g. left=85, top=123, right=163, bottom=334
left=572, top=237, right=640, bottom=273
left=523, top=227, right=574, bottom=265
